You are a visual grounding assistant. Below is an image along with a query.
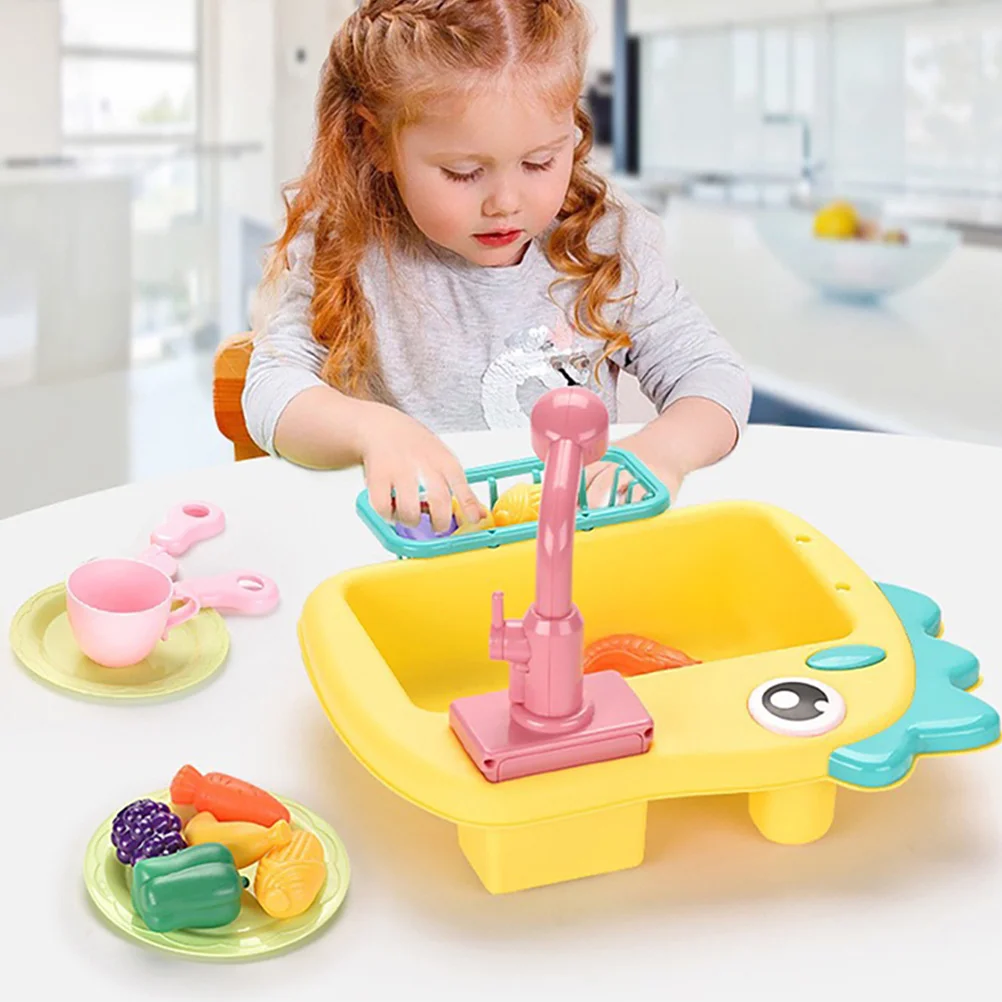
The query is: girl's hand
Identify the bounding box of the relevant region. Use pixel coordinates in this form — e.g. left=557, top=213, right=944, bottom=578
left=584, top=435, right=683, bottom=510
left=357, top=403, right=485, bottom=532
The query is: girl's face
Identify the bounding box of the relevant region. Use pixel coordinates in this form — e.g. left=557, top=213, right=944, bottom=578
left=391, top=86, right=576, bottom=268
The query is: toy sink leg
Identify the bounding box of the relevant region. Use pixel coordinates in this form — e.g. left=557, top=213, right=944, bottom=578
left=299, top=500, right=999, bottom=894
left=458, top=802, right=650, bottom=894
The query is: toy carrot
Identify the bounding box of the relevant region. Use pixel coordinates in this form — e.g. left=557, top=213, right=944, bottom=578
left=584, top=634, right=700, bottom=678
left=170, top=765, right=290, bottom=827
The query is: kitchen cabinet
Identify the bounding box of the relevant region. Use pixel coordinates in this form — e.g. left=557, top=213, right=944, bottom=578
left=629, top=0, right=945, bottom=33
left=630, top=0, right=819, bottom=32
left=0, top=170, right=132, bottom=382
left=823, top=0, right=932, bottom=10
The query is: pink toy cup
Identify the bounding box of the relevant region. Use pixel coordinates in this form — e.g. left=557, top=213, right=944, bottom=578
left=66, top=558, right=200, bottom=668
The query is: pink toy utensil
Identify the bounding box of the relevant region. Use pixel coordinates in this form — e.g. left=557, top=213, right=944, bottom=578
left=66, top=558, right=201, bottom=668
left=449, top=388, right=654, bottom=782
left=173, top=572, right=279, bottom=616
left=138, top=501, right=227, bottom=578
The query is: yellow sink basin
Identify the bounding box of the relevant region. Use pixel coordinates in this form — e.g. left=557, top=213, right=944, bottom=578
left=299, top=500, right=997, bottom=894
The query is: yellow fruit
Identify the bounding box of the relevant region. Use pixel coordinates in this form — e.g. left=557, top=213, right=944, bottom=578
left=813, top=201, right=858, bottom=240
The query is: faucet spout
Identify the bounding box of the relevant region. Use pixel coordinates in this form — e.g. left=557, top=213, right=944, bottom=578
left=535, top=437, right=582, bottom=620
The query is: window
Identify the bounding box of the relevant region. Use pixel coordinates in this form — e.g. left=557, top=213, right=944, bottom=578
left=904, top=9, right=1002, bottom=192
left=62, top=0, right=198, bottom=53
left=60, top=0, right=200, bottom=213
left=62, top=58, right=197, bottom=139
left=60, top=1, right=204, bottom=355
left=832, top=2, right=1002, bottom=195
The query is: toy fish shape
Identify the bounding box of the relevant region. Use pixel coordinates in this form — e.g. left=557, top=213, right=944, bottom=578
left=584, top=634, right=700, bottom=677
left=493, top=483, right=543, bottom=527
left=254, top=829, right=327, bottom=919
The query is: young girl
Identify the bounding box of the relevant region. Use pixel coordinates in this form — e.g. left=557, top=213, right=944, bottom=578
left=244, top=0, right=752, bottom=533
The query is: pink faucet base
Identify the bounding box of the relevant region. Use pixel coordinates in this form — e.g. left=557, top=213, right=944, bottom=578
left=449, top=671, right=654, bottom=783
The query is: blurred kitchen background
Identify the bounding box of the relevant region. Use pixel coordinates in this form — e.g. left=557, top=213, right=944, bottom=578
left=1, top=0, right=1000, bottom=517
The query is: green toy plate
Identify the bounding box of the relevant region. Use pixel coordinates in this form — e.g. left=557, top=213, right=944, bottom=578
left=84, top=790, right=350, bottom=961
left=10, top=584, right=229, bottom=701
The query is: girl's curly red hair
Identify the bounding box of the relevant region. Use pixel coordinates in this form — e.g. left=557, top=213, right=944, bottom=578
left=261, top=0, right=633, bottom=397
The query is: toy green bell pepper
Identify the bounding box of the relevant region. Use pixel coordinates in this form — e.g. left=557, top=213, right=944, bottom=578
left=131, top=842, right=246, bottom=933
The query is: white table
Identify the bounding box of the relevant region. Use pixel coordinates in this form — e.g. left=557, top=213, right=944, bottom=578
left=3, top=424, right=1002, bottom=1000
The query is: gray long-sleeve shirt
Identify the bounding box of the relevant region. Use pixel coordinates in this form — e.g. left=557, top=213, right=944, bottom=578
left=243, top=188, right=752, bottom=456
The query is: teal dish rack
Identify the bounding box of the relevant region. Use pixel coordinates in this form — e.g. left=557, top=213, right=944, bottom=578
left=356, top=446, right=671, bottom=559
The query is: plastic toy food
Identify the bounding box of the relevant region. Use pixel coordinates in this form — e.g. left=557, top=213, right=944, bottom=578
left=493, top=483, right=542, bottom=526
left=131, top=843, right=246, bottom=933
left=110, top=800, right=186, bottom=865
left=254, top=829, right=327, bottom=919
left=183, top=812, right=293, bottom=870
left=394, top=512, right=458, bottom=541
left=170, top=765, right=291, bottom=827
left=583, top=634, right=700, bottom=677
left=393, top=498, right=461, bottom=541
left=453, top=513, right=496, bottom=536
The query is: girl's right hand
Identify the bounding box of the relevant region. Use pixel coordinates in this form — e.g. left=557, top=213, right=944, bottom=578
left=356, top=403, right=485, bottom=533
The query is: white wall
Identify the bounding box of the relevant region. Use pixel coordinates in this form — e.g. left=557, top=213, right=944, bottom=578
left=272, top=0, right=356, bottom=193
left=216, top=0, right=276, bottom=224
left=0, top=0, right=61, bottom=159
left=581, top=0, right=614, bottom=74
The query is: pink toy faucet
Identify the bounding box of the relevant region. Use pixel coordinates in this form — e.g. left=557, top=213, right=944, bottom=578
left=449, top=388, right=654, bottom=783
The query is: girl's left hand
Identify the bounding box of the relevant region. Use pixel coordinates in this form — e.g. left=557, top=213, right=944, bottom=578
left=584, top=436, right=683, bottom=510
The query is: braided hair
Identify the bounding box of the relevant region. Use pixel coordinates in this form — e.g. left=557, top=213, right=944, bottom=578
left=262, top=0, right=631, bottom=396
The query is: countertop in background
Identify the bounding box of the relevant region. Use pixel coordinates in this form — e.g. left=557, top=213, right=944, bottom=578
left=657, top=200, right=1002, bottom=446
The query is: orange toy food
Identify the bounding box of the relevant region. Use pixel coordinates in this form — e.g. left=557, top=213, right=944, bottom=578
left=583, top=634, right=699, bottom=678
left=170, top=765, right=291, bottom=827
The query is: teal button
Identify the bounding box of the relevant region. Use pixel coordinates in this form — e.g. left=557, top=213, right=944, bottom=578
left=807, top=645, right=886, bottom=671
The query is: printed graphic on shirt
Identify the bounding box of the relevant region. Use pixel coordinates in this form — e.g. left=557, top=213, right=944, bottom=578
left=480, top=314, right=601, bottom=430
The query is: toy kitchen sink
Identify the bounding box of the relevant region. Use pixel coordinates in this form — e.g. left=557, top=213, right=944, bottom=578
left=298, top=388, right=999, bottom=895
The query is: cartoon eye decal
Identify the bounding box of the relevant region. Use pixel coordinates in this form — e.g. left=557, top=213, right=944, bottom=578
left=748, top=677, right=846, bottom=737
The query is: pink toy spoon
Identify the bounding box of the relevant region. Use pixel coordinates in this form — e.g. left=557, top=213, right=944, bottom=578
left=172, top=572, right=280, bottom=616
left=137, top=501, right=227, bottom=578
